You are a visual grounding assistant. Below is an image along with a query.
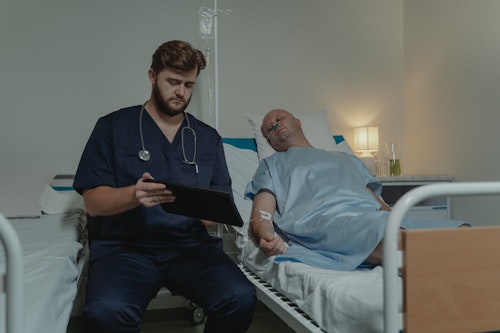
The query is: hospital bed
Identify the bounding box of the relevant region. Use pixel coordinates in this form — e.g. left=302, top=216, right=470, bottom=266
left=0, top=169, right=206, bottom=333
left=0, top=172, right=88, bottom=333
left=222, top=137, right=500, bottom=333
left=222, top=137, right=387, bottom=332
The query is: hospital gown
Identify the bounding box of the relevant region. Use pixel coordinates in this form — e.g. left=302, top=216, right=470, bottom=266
left=245, top=147, right=466, bottom=271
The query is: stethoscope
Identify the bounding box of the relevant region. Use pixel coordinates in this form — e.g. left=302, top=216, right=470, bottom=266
left=138, top=103, right=198, bottom=173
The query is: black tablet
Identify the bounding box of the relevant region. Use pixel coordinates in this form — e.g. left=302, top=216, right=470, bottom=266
left=146, top=180, right=243, bottom=227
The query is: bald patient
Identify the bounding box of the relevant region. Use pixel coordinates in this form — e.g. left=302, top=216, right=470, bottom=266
left=244, top=109, right=469, bottom=271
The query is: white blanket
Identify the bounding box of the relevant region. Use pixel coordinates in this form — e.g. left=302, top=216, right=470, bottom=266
left=0, top=210, right=84, bottom=333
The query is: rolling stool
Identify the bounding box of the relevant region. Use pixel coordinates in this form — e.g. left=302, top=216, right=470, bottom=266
left=153, top=287, right=206, bottom=326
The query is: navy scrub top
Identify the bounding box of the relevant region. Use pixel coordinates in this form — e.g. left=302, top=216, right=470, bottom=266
left=74, top=105, right=232, bottom=255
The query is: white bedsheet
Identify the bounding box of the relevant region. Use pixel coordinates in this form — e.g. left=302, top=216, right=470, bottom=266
left=0, top=210, right=84, bottom=333
left=223, top=143, right=402, bottom=333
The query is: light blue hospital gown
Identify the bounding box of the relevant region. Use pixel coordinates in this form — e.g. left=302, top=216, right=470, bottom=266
left=245, top=147, right=467, bottom=271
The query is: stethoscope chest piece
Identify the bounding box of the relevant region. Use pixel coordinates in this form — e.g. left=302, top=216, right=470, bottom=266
left=138, top=149, right=150, bottom=162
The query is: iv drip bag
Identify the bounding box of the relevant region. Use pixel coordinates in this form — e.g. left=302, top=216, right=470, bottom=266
left=199, top=7, right=214, bottom=39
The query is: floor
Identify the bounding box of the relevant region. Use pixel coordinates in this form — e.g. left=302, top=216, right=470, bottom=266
left=66, top=301, right=295, bottom=333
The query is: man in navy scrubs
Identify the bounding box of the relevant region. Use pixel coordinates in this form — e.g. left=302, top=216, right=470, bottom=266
left=74, top=40, right=256, bottom=333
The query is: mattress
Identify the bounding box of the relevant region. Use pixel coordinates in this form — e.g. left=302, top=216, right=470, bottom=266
left=223, top=142, right=403, bottom=333
left=0, top=209, right=85, bottom=333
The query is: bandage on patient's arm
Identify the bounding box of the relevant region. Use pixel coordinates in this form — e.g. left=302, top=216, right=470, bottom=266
left=249, top=191, right=278, bottom=242
left=259, top=210, right=272, bottom=222
left=248, top=212, right=272, bottom=224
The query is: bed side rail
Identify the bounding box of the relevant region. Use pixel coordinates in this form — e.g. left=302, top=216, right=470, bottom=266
left=0, top=212, right=24, bottom=333
left=238, top=264, right=326, bottom=333
left=383, top=181, right=500, bottom=333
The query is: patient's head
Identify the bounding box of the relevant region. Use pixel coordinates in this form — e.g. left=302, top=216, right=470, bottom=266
left=261, top=109, right=311, bottom=151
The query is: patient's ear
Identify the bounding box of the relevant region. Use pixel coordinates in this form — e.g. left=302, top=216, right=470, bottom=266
left=293, top=118, right=305, bottom=135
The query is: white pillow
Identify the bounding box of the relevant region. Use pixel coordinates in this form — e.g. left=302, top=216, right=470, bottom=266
left=246, top=110, right=338, bottom=160
left=333, top=138, right=355, bottom=155
left=222, top=143, right=257, bottom=227
left=0, top=169, right=55, bottom=218
left=39, top=184, right=84, bottom=214
left=223, top=143, right=261, bottom=262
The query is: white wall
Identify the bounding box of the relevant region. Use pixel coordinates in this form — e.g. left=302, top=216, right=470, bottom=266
left=0, top=0, right=403, bottom=173
left=2, top=0, right=499, bottom=226
left=0, top=0, right=210, bottom=172
left=217, top=0, right=404, bottom=143
left=404, top=0, right=500, bottom=225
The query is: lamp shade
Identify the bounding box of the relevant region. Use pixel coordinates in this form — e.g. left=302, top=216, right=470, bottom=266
left=354, top=126, right=379, bottom=153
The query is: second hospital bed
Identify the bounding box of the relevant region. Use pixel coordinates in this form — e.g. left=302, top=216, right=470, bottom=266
left=222, top=137, right=500, bottom=333
left=0, top=171, right=88, bottom=333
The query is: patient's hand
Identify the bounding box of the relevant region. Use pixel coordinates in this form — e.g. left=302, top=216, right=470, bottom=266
left=258, top=232, right=288, bottom=257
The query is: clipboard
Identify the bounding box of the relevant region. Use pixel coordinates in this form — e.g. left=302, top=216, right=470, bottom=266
left=146, top=180, right=243, bottom=227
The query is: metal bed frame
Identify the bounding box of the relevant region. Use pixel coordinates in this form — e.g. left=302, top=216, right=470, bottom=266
left=383, top=181, right=500, bottom=332
left=238, top=264, right=325, bottom=333
left=7, top=182, right=500, bottom=333
left=221, top=221, right=325, bottom=333
left=0, top=212, right=24, bottom=333
left=1, top=211, right=90, bottom=333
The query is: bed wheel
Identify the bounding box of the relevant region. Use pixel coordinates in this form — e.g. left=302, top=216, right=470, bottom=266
left=187, top=301, right=206, bottom=326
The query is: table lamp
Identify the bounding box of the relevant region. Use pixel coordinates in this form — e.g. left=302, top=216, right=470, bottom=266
left=353, top=126, right=379, bottom=175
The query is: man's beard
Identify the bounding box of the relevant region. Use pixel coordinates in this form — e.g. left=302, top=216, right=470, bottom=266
left=152, top=83, right=191, bottom=117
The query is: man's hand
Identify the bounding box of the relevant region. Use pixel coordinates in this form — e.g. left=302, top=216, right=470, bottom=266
left=135, top=172, right=175, bottom=207
left=201, top=219, right=218, bottom=228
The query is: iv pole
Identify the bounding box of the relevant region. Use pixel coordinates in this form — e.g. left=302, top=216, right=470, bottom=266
left=213, top=0, right=220, bottom=131
left=199, top=1, right=231, bottom=237
left=199, top=0, right=230, bottom=130
left=213, top=0, right=223, bottom=237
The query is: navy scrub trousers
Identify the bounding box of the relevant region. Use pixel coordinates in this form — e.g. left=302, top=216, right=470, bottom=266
left=82, top=239, right=256, bottom=333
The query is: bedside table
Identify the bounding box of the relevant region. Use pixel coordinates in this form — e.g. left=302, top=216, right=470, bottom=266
left=377, top=176, right=453, bottom=219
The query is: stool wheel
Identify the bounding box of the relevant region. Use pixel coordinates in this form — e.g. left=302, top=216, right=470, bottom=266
left=187, top=301, right=206, bottom=326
